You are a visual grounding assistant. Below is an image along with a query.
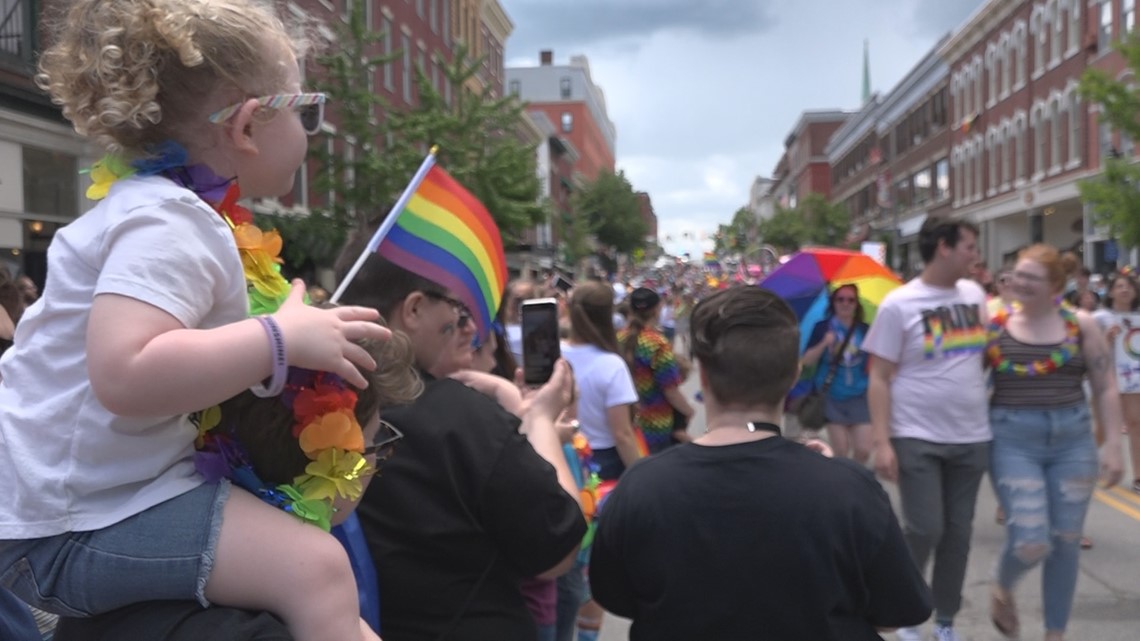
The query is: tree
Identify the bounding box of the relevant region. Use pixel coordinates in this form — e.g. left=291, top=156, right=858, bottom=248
left=573, top=169, right=647, bottom=254
left=797, top=193, right=851, bottom=247
left=385, top=44, right=545, bottom=241
left=756, top=206, right=807, bottom=252
left=1079, top=34, right=1140, bottom=248
left=755, top=194, right=850, bottom=252
left=299, top=3, right=544, bottom=272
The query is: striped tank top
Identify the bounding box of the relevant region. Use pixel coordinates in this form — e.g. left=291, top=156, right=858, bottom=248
left=990, top=329, right=1086, bottom=408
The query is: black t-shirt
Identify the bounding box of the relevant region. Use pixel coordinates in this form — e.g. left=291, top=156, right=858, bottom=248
left=359, top=376, right=586, bottom=641
left=589, top=437, right=931, bottom=641
left=53, top=603, right=292, bottom=641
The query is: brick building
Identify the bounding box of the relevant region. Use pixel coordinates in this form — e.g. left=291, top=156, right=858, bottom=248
left=827, top=39, right=951, bottom=274
left=635, top=191, right=659, bottom=243
left=943, top=0, right=1089, bottom=269
left=771, top=111, right=850, bottom=209
left=505, top=50, right=617, bottom=182
left=0, top=0, right=522, bottom=282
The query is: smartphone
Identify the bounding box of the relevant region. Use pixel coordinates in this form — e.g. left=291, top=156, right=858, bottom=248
left=550, top=272, right=574, bottom=295
left=521, top=298, right=561, bottom=385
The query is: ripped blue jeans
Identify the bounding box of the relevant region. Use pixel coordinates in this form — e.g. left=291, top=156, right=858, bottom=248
left=990, top=404, right=1098, bottom=632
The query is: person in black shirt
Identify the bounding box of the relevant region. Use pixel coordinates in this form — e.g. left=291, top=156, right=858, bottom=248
left=589, top=286, right=931, bottom=641
left=334, top=229, right=587, bottom=641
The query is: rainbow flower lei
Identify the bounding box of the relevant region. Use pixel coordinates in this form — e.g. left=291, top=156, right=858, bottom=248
left=87, top=143, right=373, bottom=530
left=985, top=304, right=1081, bottom=376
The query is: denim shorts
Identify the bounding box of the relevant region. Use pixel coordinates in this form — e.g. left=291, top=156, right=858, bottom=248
left=824, top=395, right=871, bottom=425
left=0, top=479, right=230, bottom=617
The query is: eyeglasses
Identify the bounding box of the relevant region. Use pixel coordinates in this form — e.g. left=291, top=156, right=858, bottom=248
left=363, top=418, right=404, bottom=460
left=207, top=92, right=327, bottom=136
left=1012, top=270, right=1047, bottom=283
left=424, top=290, right=472, bottom=329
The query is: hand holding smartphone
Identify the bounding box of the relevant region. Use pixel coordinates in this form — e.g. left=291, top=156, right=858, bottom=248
left=521, top=298, right=561, bottom=385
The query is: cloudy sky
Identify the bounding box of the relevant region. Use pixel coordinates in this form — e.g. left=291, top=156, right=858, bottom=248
left=504, top=0, right=987, bottom=257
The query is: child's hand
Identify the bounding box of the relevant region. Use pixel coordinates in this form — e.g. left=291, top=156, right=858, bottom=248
left=272, top=280, right=390, bottom=388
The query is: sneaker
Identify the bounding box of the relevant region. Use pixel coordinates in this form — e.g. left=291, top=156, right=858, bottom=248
left=896, top=627, right=923, bottom=641
left=931, top=624, right=961, bottom=641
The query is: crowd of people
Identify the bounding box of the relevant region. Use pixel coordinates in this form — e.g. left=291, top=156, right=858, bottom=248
left=0, top=2, right=1135, bottom=641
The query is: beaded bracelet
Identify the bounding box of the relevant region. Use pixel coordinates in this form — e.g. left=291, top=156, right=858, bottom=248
left=250, top=315, right=287, bottom=398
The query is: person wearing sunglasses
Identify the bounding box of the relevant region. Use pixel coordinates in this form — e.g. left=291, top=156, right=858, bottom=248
left=800, top=284, right=873, bottom=464
left=332, top=226, right=587, bottom=641
left=51, top=328, right=424, bottom=641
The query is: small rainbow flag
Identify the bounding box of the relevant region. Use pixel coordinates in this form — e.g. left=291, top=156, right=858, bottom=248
left=331, top=149, right=506, bottom=338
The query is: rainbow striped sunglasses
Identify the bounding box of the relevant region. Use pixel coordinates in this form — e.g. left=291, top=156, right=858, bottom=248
left=207, top=92, right=327, bottom=135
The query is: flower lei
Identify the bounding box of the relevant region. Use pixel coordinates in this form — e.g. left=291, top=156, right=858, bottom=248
left=985, top=304, right=1081, bottom=376
left=87, top=142, right=373, bottom=530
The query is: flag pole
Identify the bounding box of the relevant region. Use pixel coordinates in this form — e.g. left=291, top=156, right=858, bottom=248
left=330, top=146, right=439, bottom=304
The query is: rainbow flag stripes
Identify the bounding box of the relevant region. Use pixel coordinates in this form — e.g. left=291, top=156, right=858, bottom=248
left=377, top=165, right=506, bottom=337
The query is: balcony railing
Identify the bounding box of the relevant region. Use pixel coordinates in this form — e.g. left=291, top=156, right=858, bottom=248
left=0, top=0, right=37, bottom=70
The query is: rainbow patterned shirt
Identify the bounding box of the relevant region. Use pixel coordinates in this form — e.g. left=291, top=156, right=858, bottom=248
left=618, top=327, right=682, bottom=446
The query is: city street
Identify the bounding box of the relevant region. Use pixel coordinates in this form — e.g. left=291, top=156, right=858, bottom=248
left=598, top=373, right=1140, bottom=641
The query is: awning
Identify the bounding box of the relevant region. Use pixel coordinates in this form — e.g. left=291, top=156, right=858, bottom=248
left=897, top=213, right=928, bottom=239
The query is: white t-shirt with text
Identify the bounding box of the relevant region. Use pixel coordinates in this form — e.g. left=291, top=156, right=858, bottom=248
left=0, top=176, right=248, bottom=537
left=560, top=343, right=638, bottom=450
left=862, top=278, right=991, bottom=444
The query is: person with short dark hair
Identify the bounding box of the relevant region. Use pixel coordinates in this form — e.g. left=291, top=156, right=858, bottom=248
left=863, top=216, right=990, bottom=641
left=333, top=227, right=586, bottom=641
left=589, top=286, right=931, bottom=641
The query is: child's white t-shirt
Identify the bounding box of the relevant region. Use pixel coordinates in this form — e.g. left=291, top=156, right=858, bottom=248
left=0, top=176, right=248, bottom=538
left=560, top=343, right=638, bottom=450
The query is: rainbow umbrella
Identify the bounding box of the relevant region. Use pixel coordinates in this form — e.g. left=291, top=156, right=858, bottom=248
left=758, top=247, right=903, bottom=353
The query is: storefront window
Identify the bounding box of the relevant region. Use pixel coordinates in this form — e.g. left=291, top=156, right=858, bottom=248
left=23, top=146, right=78, bottom=219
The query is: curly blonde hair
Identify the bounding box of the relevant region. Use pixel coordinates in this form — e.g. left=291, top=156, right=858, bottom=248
left=36, top=0, right=312, bottom=158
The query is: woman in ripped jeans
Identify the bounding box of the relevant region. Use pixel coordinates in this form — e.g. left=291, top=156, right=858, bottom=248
left=984, top=245, right=1124, bottom=641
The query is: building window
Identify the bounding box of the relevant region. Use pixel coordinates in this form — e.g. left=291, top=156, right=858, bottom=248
left=962, top=150, right=972, bottom=202
left=1101, top=0, right=1114, bottom=53
left=1100, top=121, right=1114, bottom=158
left=1050, top=13, right=1062, bottom=67
left=1051, top=106, right=1063, bottom=171
left=560, top=77, right=571, bottom=99
left=974, top=58, right=984, bottom=114
left=23, top=147, right=78, bottom=218
left=988, top=132, right=999, bottom=193
left=1015, top=22, right=1027, bottom=88
left=1126, top=0, right=1137, bottom=35
left=430, top=0, right=438, bottom=33
left=1001, top=38, right=1012, bottom=97
left=442, top=0, right=450, bottom=45
left=1070, top=97, right=1082, bottom=164
left=895, top=176, right=912, bottom=209
left=416, top=0, right=424, bottom=18
left=1123, top=130, right=1135, bottom=157
left=935, top=158, right=950, bottom=201
left=1070, top=1, right=1082, bottom=53
left=986, top=44, right=998, bottom=107
left=1001, top=129, right=1011, bottom=186
left=974, top=139, right=984, bottom=200
left=509, top=79, right=520, bottom=96
left=1015, top=123, right=1026, bottom=181
left=913, top=167, right=932, bottom=205
left=382, top=18, right=394, bottom=90
left=402, top=33, right=412, bottom=103
left=1033, top=16, right=1046, bottom=77
left=1035, top=119, right=1047, bottom=175
left=561, top=111, right=573, bottom=133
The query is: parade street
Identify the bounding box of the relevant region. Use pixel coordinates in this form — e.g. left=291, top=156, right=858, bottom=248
left=599, top=373, right=1140, bottom=641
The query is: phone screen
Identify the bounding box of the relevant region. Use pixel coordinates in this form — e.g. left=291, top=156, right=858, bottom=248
left=522, top=298, right=561, bottom=385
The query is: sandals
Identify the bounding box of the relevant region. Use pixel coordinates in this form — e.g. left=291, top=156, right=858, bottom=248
left=991, top=585, right=1020, bottom=639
